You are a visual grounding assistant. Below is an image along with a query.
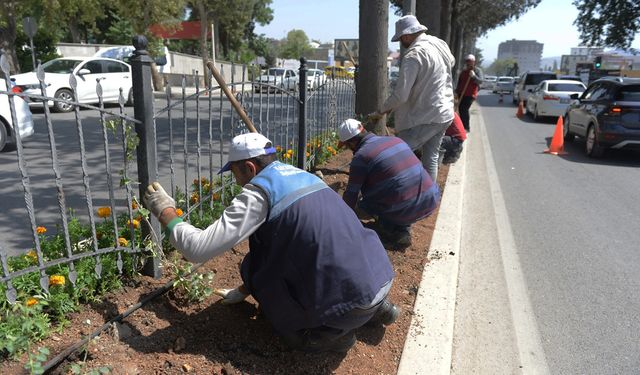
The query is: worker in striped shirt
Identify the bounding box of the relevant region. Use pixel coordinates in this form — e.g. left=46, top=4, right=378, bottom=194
left=338, top=119, right=441, bottom=249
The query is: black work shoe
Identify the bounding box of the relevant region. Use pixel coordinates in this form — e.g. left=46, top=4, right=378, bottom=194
left=301, top=331, right=356, bottom=353
left=380, top=229, right=412, bottom=250
left=366, top=299, right=400, bottom=327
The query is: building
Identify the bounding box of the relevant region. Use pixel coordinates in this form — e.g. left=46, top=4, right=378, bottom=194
left=570, top=47, right=604, bottom=56
left=560, top=54, right=591, bottom=75
left=497, top=39, right=543, bottom=73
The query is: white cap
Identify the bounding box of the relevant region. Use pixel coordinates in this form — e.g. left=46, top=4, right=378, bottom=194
left=391, top=15, right=428, bottom=42
left=464, top=54, right=476, bottom=61
left=219, top=133, right=276, bottom=173
left=338, top=119, right=364, bottom=142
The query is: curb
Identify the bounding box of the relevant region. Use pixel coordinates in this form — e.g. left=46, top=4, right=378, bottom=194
left=396, top=134, right=467, bottom=374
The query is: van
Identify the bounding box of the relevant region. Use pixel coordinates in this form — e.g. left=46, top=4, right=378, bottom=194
left=513, top=71, right=557, bottom=105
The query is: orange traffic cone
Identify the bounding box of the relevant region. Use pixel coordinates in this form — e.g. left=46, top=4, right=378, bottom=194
left=544, top=116, right=568, bottom=155
left=516, top=100, right=524, bottom=118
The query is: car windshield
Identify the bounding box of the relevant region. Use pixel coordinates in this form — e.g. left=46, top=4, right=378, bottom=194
left=267, top=69, right=285, bottom=76
left=525, top=74, right=556, bottom=85
left=548, top=83, right=585, bottom=92
left=41, top=59, right=82, bottom=74
left=616, top=85, right=640, bottom=101
left=498, top=78, right=513, bottom=83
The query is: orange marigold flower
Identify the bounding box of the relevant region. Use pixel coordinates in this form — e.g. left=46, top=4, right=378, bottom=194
left=193, top=178, right=199, bottom=185
left=25, top=250, right=38, bottom=261
left=175, top=208, right=184, bottom=216
left=284, top=153, right=291, bottom=159
left=306, top=152, right=310, bottom=157
left=332, top=150, right=337, bottom=155
left=131, top=201, right=138, bottom=210
left=127, top=219, right=140, bottom=229
left=36, top=226, right=46, bottom=234
left=49, top=275, right=65, bottom=286
left=118, top=237, right=129, bottom=247
left=212, top=193, right=221, bottom=201
left=306, top=143, right=310, bottom=148
left=286, top=149, right=293, bottom=155
left=190, top=193, right=199, bottom=204
left=97, top=207, right=111, bottom=218
left=276, top=145, right=282, bottom=152
left=26, top=298, right=38, bottom=307
left=201, top=177, right=209, bottom=184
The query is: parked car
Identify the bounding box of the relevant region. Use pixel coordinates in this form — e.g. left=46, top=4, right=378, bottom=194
left=482, top=75, right=497, bottom=90
left=12, top=57, right=133, bottom=113
left=0, top=78, right=35, bottom=151
left=306, top=68, right=326, bottom=90
left=525, top=79, right=586, bottom=121
left=558, top=75, right=584, bottom=84
left=253, top=68, right=299, bottom=93
left=513, top=71, right=558, bottom=105
left=563, top=77, right=640, bottom=157
left=324, top=66, right=354, bottom=79
left=493, top=76, right=515, bottom=94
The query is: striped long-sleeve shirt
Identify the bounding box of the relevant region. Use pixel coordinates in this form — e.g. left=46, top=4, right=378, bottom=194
left=343, top=134, right=440, bottom=226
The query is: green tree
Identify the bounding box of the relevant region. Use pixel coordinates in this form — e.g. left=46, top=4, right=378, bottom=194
left=486, top=57, right=518, bottom=76
left=573, top=0, right=640, bottom=49
left=279, top=29, right=312, bottom=59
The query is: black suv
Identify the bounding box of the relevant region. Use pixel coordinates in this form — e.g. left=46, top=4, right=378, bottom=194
left=563, top=77, right=640, bottom=157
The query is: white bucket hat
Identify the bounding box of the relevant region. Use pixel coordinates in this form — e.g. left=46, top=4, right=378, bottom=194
left=391, top=15, right=428, bottom=42
left=219, top=133, right=276, bottom=173
left=338, top=119, right=364, bottom=146
left=464, top=54, right=476, bottom=61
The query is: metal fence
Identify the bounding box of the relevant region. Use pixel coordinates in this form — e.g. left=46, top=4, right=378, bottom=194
left=0, top=35, right=355, bottom=303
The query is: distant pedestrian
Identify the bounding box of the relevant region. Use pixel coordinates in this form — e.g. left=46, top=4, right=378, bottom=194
left=378, top=15, right=456, bottom=181
left=440, top=112, right=467, bottom=164
left=338, top=119, right=440, bottom=249
left=455, top=54, right=484, bottom=132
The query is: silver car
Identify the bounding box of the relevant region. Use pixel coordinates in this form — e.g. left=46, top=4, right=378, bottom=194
left=0, top=78, right=34, bottom=151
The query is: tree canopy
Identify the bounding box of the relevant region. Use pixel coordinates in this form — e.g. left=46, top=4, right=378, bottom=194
left=573, top=0, right=640, bottom=49
left=278, top=29, right=312, bottom=59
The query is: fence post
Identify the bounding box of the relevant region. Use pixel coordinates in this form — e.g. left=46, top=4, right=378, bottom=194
left=297, top=57, right=307, bottom=170
left=130, top=35, right=161, bottom=278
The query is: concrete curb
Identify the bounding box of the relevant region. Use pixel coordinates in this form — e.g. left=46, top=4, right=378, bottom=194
left=396, top=133, right=467, bottom=374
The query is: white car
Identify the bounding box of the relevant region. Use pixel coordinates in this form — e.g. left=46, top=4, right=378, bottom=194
left=493, top=76, right=515, bottom=94
left=482, top=75, right=497, bottom=90
left=0, top=78, right=35, bottom=151
left=306, top=68, right=326, bottom=90
left=12, top=57, right=133, bottom=113
left=525, top=79, right=586, bottom=121
left=253, top=68, right=299, bottom=93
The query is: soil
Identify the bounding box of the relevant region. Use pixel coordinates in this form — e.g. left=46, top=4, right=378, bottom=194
left=3, top=151, right=449, bottom=375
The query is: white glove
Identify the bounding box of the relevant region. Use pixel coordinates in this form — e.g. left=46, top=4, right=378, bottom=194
left=469, top=70, right=477, bottom=79
left=213, top=287, right=249, bottom=305
left=144, top=182, right=176, bottom=218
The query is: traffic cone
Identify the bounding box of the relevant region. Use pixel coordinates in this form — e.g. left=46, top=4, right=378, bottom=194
left=516, top=100, right=524, bottom=118
left=544, top=116, right=568, bottom=155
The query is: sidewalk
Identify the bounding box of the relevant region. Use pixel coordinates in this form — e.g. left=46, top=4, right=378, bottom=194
left=396, top=116, right=470, bottom=374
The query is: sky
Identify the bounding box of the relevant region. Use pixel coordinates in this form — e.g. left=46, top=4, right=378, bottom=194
left=255, top=0, right=640, bottom=64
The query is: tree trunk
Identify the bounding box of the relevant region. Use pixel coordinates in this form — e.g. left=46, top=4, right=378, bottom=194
left=69, top=18, right=82, bottom=43
left=197, top=0, right=210, bottom=87
left=440, top=0, right=452, bottom=44
left=452, top=23, right=464, bottom=81
left=357, top=0, right=389, bottom=135
left=0, top=0, right=20, bottom=74
left=418, top=0, right=441, bottom=38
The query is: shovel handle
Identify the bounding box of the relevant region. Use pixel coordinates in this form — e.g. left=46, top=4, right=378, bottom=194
left=206, top=61, right=257, bottom=133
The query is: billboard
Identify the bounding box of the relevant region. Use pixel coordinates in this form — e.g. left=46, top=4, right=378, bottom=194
left=335, top=39, right=359, bottom=65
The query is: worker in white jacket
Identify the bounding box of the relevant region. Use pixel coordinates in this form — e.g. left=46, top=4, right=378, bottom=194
left=379, top=15, right=455, bottom=180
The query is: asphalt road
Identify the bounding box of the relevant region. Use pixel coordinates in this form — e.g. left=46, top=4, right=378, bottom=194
left=453, top=91, right=640, bottom=374
left=0, top=87, right=352, bottom=256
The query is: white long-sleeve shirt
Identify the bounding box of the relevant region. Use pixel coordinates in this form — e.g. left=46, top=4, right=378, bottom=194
left=381, top=34, right=456, bottom=131
left=169, top=184, right=268, bottom=263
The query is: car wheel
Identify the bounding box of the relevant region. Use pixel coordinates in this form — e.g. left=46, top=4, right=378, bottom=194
left=563, top=114, right=574, bottom=142
left=53, top=89, right=74, bottom=113
left=585, top=124, right=604, bottom=158
left=126, top=88, right=133, bottom=106
left=0, top=122, right=7, bottom=152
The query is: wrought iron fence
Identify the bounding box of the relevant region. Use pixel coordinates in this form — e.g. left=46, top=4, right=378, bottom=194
left=0, top=35, right=355, bottom=302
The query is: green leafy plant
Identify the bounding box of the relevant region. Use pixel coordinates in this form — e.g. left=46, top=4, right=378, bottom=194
left=24, top=346, right=50, bottom=375
left=169, top=259, right=214, bottom=303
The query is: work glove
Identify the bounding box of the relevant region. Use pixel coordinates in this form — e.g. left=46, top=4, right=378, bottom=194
left=469, top=69, right=477, bottom=79
left=213, top=287, right=249, bottom=305
left=144, top=182, right=176, bottom=218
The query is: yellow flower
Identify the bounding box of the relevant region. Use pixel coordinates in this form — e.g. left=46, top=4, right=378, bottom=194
left=131, top=201, right=138, bottom=210
left=127, top=219, right=140, bottom=229
left=276, top=145, right=282, bottom=152
left=306, top=152, right=310, bottom=157
left=118, top=237, right=129, bottom=247
left=287, top=149, right=293, bottom=155
left=36, top=226, right=46, bottom=234
left=332, top=150, right=337, bottom=155
left=201, top=177, right=209, bottom=184
left=49, top=275, right=65, bottom=286
left=175, top=208, right=184, bottom=216
left=25, top=250, right=38, bottom=262
left=212, top=193, right=221, bottom=201
left=26, top=298, right=38, bottom=307
left=190, top=193, right=199, bottom=204
left=97, top=207, right=111, bottom=218
left=284, top=153, right=291, bottom=159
